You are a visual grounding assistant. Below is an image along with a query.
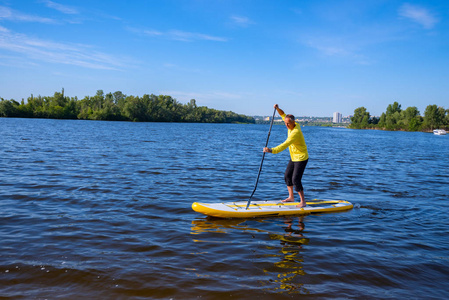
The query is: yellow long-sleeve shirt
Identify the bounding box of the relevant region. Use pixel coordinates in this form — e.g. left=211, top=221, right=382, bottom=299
left=271, top=114, right=308, bottom=162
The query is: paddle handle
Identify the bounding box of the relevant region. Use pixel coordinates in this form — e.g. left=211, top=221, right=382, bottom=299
left=246, top=107, right=277, bottom=209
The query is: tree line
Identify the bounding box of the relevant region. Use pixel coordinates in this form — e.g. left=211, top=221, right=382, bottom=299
left=0, top=89, right=255, bottom=124
left=350, top=102, right=449, bottom=131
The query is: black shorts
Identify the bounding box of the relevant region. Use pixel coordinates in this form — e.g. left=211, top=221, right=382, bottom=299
left=284, top=159, right=308, bottom=192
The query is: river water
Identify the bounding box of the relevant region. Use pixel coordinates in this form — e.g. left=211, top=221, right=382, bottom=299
left=1, top=118, right=448, bottom=299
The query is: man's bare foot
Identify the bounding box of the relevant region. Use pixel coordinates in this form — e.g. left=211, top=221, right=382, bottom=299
left=281, top=198, right=295, bottom=203
left=296, top=202, right=307, bottom=208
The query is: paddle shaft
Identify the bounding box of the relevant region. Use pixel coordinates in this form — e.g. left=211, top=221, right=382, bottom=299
left=246, top=107, right=277, bottom=209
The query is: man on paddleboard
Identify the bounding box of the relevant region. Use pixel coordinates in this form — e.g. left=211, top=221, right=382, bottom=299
left=263, top=104, right=309, bottom=208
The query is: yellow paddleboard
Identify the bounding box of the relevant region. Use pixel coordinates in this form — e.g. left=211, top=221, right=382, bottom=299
left=192, top=199, right=353, bottom=218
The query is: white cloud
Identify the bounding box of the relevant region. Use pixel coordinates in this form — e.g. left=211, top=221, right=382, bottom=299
left=0, top=53, right=39, bottom=67
left=42, top=0, right=79, bottom=15
left=230, top=15, right=255, bottom=27
left=0, top=27, right=129, bottom=70
left=399, top=3, right=438, bottom=29
left=168, top=30, right=228, bottom=42
left=143, top=29, right=163, bottom=36
left=128, top=27, right=228, bottom=42
left=304, top=34, right=355, bottom=57
left=303, top=36, right=376, bottom=66
left=307, top=41, right=349, bottom=57
left=0, top=5, right=55, bottom=23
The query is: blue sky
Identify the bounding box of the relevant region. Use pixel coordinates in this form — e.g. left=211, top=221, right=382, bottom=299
left=0, top=0, right=448, bottom=117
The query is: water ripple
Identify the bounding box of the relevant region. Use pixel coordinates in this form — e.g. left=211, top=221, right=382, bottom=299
left=1, top=119, right=449, bottom=298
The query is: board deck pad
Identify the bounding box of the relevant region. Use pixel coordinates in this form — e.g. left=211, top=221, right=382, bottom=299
left=192, top=199, right=353, bottom=218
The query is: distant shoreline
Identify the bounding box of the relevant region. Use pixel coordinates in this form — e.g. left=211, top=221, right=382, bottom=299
left=0, top=90, right=255, bottom=124
left=349, top=102, right=448, bottom=133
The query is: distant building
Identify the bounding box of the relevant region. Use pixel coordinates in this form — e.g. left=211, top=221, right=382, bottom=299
left=333, top=112, right=342, bottom=123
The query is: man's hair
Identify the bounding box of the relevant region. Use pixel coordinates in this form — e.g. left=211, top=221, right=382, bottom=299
left=285, top=114, right=295, bottom=121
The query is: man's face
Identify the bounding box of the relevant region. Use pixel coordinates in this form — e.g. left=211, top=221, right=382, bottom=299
left=284, top=117, right=295, bottom=130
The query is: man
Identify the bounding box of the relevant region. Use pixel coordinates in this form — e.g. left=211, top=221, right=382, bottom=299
left=263, top=104, right=309, bottom=208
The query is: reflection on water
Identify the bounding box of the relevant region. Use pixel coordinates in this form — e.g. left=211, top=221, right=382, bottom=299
left=265, top=217, right=309, bottom=294
left=191, top=218, right=249, bottom=235
left=191, top=216, right=311, bottom=294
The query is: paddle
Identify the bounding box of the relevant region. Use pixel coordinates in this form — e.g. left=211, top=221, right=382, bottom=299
left=246, top=106, right=277, bottom=210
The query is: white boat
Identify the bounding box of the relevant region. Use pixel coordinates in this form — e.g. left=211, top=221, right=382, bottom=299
left=433, top=129, right=447, bottom=135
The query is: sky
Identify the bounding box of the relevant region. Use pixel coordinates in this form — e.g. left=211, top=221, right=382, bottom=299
left=0, top=0, right=448, bottom=117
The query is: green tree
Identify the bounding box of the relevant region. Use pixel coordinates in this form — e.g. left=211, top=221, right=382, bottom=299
left=438, top=107, right=447, bottom=128
left=0, top=99, right=19, bottom=117
left=92, top=90, right=105, bottom=113
left=386, top=101, right=401, bottom=115
left=402, top=106, right=419, bottom=122
left=63, top=98, right=79, bottom=119
left=378, top=113, right=386, bottom=128
left=98, top=92, right=121, bottom=120
left=183, top=99, right=198, bottom=122
left=444, top=109, right=449, bottom=127
left=350, top=107, right=370, bottom=129
left=123, top=95, right=148, bottom=121
left=383, top=101, right=402, bottom=130
left=400, top=106, right=421, bottom=131
left=408, top=116, right=423, bottom=131
left=423, top=104, right=443, bottom=130
left=1, top=90, right=255, bottom=124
